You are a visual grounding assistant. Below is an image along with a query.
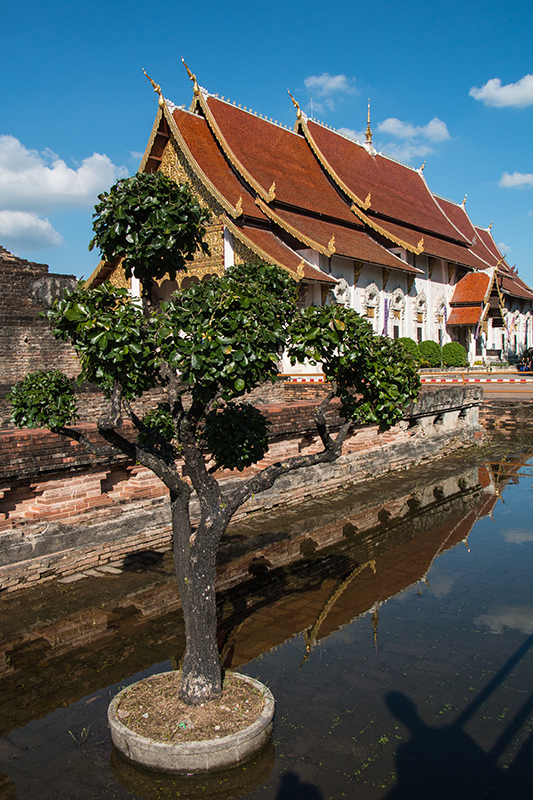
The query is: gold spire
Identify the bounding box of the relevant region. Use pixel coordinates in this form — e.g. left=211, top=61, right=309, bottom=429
left=181, top=57, right=200, bottom=96
left=365, top=100, right=373, bottom=146
left=488, top=221, right=494, bottom=230
left=142, top=69, right=165, bottom=108
left=288, top=89, right=302, bottom=119
left=420, top=160, right=426, bottom=172
left=462, top=194, right=468, bottom=207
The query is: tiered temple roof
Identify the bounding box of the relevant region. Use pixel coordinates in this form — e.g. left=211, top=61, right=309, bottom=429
left=90, top=71, right=532, bottom=308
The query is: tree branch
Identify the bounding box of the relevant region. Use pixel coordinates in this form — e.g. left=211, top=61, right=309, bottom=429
left=221, top=419, right=352, bottom=526
left=52, top=426, right=119, bottom=457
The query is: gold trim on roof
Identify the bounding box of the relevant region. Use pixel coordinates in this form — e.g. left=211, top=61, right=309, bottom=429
left=268, top=181, right=276, bottom=201
left=197, top=93, right=274, bottom=203
left=255, top=198, right=334, bottom=257
left=350, top=203, right=425, bottom=256
left=299, top=118, right=372, bottom=211
left=221, top=214, right=302, bottom=282
left=365, top=100, right=373, bottom=146
left=139, top=107, right=163, bottom=173
left=327, top=234, right=336, bottom=255
left=162, top=106, right=243, bottom=218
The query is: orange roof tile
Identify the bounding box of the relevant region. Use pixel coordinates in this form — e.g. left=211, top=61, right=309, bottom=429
left=202, top=97, right=357, bottom=224
left=223, top=218, right=336, bottom=284
left=372, top=218, right=489, bottom=269
left=450, top=272, right=491, bottom=304
left=447, top=306, right=484, bottom=325
left=171, top=108, right=261, bottom=219
left=261, top=207, right=421, bottom=273
left=304, top=120, right=470, bottom=244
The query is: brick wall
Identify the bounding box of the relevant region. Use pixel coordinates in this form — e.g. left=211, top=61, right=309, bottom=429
left=0, top=247, right=79, bottom=385
left=0, top=387, right=483, bottom=592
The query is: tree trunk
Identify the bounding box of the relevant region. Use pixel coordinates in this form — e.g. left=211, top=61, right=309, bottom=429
left=170, top=490, right=223, bottom=705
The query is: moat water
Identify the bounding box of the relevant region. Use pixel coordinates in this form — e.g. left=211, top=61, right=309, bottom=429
left=1, top=439, right=533, bottom=799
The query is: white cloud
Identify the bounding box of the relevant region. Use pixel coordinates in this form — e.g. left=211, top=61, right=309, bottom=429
left=475, top=606, right=533, bottom=635
left=499, top=172, right=533, bottom=189
left=338, top=127, right=367, bottom=143
left=0, top=135, right=128, bottom=213
left=501, top=527, right=533, bottom=544
left=497, top=242, right=510, bottom=255
left=129, top=151, right=144, bottom=163
left=304, top=73, right=356, bottom=96
left=378, top=117, right=450, bottom=142
left=0, top=210, right=63, bottom=248
left=380, top=141, right=433, bottom=163
left=470, top=74, right=533, bottom=108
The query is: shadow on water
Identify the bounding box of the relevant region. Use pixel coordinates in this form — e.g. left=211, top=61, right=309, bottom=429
left=383, top=635, right=533, bottom=800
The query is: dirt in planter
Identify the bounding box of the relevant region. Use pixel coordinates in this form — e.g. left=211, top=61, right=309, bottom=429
left=115, top=671, right=266, bottom=743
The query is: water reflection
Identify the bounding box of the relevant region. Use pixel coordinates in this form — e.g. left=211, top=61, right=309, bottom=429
left=1, top=445, right=533, bottom=798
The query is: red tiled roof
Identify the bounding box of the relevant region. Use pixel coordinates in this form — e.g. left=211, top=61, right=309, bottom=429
left=202, top=97, right=357, bottom=224
left=450, top=272, right=491, bottom=304
left=447, top=306, right=484, bottom=325
left=372, top=218, right=489, bottom=269
left=304, top=120, right=470, bottom=244
left=261, top=207, right=421, bottom=273
left=499, top=274, right=533, bottom=300
left=436, top=199, right=500, bottom=269
left=223, top=218, right=336, bottom=284
left=171, top=108, right=261, bottom=219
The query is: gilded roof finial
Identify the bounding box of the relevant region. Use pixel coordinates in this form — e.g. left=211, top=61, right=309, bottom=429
left=181, top=57, right=200, bottom=96
left=462, top=194, right=468, bottom=207
left=366, top=100, right=373, bottom=146
left=488, top=221, right=494, bottom=230
left=420, top=160, right=426, bottom=172
left=288, top=89, right=302, bottom=119
left=143, top=68, right=165, bottom=108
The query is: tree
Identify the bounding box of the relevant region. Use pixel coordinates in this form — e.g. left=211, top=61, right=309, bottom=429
left=9, top=173, right=420, bottom=706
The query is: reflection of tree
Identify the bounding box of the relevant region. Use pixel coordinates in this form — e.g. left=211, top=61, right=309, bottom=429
left=275, top=771, right=323, bottom=799
left=383, top=635, right=533, bottom=799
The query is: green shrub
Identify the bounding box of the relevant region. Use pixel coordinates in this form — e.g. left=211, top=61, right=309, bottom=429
left=397, top=337, right=419, bottom=359
left=418, top=339, right=442, bottom=367
left=442, top=342, right=467, bottom=367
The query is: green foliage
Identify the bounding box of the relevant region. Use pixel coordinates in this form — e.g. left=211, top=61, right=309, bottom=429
left=397, top=337, right=419, bottom=359
left=442, top=341, right=467, bottom=367
left=47, top=282, right=160, bottom=400
left=137, top=406, right=176, bottom=449
left=89, top=173, right=211, bottom=284
left=9, top=371, right=77, bottom=429
left=203, top=404, right=270, bottom=471
left=288, top=306, right=420, bottom=430
left=418, top=339, right=442, bottom=367
left=158, top=263, right=298, bottom=404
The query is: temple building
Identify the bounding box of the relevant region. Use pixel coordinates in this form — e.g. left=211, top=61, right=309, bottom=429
left=88, top=65, right=533, bottom=369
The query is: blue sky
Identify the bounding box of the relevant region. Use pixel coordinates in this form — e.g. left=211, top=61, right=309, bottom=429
left=1, top=0, right=532, bottom=283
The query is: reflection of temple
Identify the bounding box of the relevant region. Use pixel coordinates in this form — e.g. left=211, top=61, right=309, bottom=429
left=0, top=451, right=528, bottom=737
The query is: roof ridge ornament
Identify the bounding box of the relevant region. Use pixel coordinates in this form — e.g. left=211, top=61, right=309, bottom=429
left=143, top=69, right=165, bottom=108
left=462, top=194, right=468, bottom=207
left=365, top=100, right=373, bottom=146
left=420, top=161, right=426, bottom=172
left=181, top=57, right=200, bottom=96
left=288, top=89, right=302, bottom=119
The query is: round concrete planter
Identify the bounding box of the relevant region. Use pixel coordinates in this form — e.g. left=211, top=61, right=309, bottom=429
left=108, top=672, right=275, bottom=774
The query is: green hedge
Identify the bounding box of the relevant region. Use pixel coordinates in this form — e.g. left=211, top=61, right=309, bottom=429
left=418, top=339, right=442, bottom=367
left=442, top=341, right=467, bottom=367
left=397, top=337, right=419, bottom=359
